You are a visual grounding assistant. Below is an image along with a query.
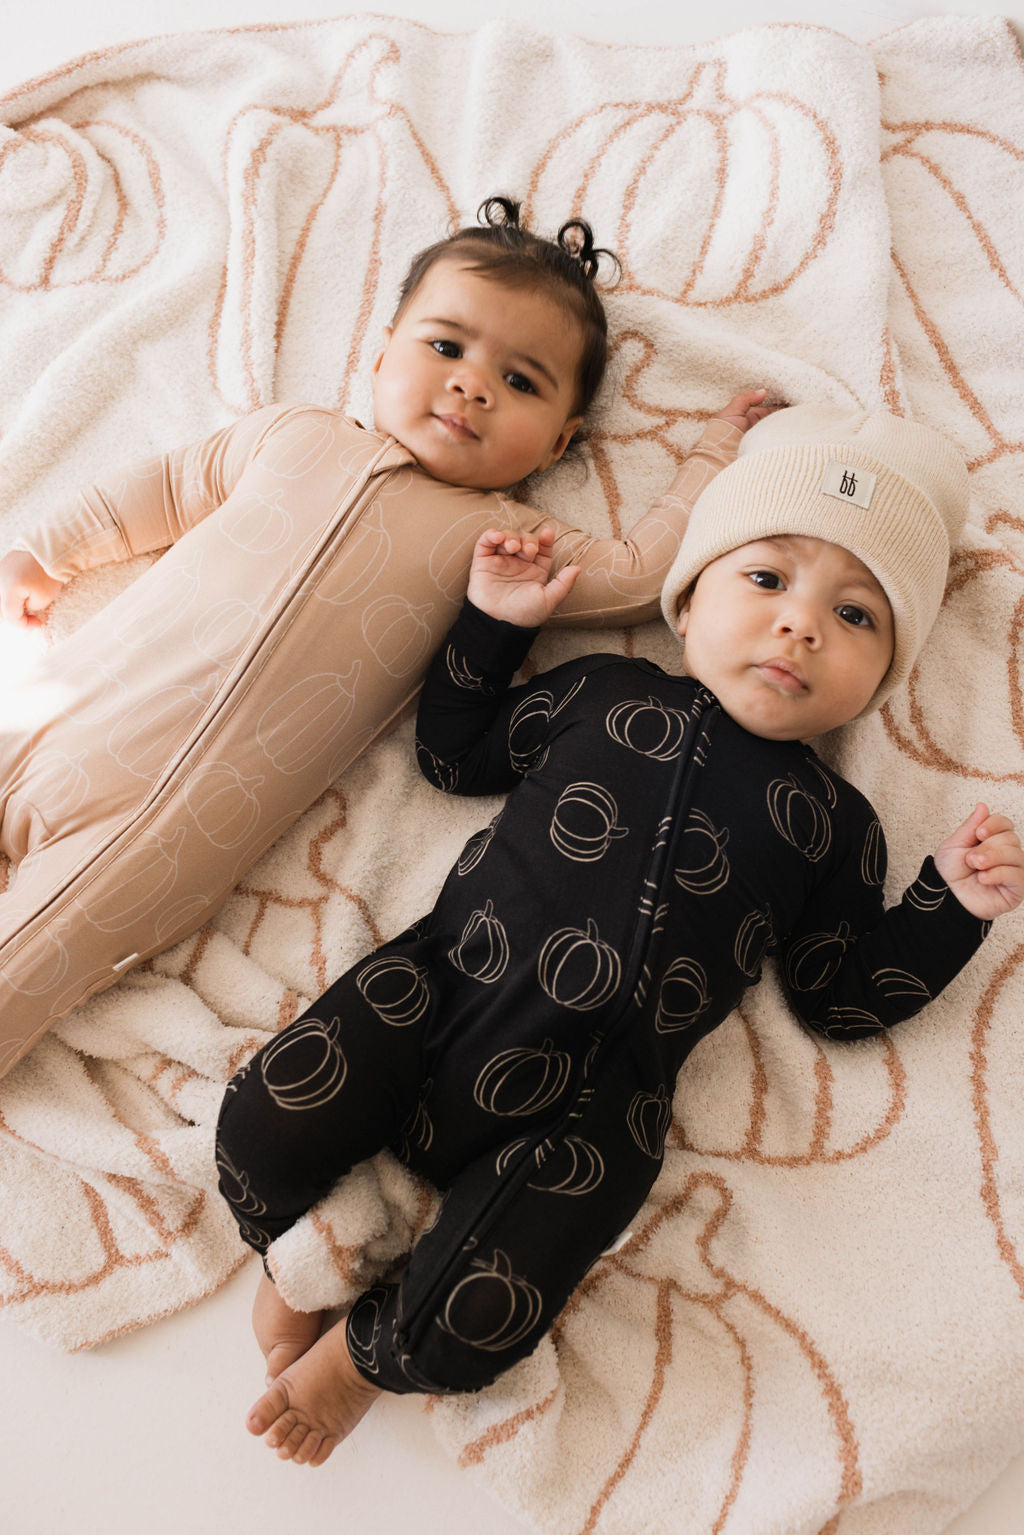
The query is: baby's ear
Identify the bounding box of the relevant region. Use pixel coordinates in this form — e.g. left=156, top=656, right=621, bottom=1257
left=372, top=326, right=394, bottom=373
left=675, top=596, right=690, bottom=638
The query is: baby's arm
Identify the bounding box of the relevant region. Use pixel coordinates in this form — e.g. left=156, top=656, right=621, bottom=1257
left=933, top=803, right=1024, bottom=920
left=467, top=527, right=579, bottom=627
left=2, top=403, right=290, bottom=603
left=0, top=549, right=63, bottom=627
left=521, top=388, right=778, bottom=627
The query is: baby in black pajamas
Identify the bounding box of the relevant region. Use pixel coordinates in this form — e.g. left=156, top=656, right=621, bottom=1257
left=216, top=403, right=1024, bottom=1465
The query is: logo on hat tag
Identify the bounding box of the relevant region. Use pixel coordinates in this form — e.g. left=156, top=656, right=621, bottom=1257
left=821, top=460, right=876, bottom=509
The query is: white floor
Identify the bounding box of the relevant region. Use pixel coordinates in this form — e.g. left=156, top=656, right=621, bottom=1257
left=3, top=3, right=1024, bottom=1533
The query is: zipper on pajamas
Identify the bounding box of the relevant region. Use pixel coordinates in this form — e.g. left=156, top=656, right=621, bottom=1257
left=396, top=698, right=720, bottom=1357
left=1, top=427, right=405, bottom=967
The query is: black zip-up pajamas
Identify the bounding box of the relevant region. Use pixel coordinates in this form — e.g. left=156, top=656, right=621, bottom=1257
left=216, top=600, right=987, bottom=1397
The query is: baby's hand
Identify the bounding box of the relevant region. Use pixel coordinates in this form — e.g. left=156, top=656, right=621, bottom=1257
left=467, top=528, right=580, bottom=627
left=934, top=803, right=1024, bottom=920
left=713, top=388, right=781, bottom=434
left=0, top=550, right=63, bottom=627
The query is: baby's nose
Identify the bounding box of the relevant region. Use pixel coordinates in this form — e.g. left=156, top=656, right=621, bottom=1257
left=447, top=365, right=492, bottom=406
left=775, top=608, right=822, bottom=645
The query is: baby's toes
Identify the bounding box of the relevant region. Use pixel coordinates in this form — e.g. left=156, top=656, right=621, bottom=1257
left=247, top=1379, right=289, bottom=1437
left=274, top=1417, right=313, bottom=1460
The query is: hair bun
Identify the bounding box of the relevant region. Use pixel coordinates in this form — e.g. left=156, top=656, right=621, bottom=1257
left=556, top=219, right=620, bottom=284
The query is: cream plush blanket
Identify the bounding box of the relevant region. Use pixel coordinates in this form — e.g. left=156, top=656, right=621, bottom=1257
left=1, top=13, right=1023, bottom=1533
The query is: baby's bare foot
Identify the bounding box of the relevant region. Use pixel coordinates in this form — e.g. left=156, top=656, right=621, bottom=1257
left=252, top=1271, right=323, bottom=1384
left=247, top=1317, right=383, bottom=1466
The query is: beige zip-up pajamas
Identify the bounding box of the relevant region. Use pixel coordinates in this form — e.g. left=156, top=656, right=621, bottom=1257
left=0, top=405, right=739, bottom=1074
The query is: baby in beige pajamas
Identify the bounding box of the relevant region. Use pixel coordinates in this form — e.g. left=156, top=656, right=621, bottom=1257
left=0, top=197, right=768, bottom=1075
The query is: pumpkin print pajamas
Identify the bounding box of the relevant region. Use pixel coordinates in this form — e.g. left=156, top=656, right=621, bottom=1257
left=0, top=407, right=738, bottom=1074
left=216, top=599, right=989, bottom=1397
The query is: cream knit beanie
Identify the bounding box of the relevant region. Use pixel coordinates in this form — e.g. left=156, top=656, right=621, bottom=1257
left=660, top=404, right=969, bottom=715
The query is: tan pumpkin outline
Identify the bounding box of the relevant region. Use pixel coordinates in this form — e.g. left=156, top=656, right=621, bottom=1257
left=473, top=1040, right=573, bottom=1119
left=606, top=695, right=689, bottom=762
left=355, top=953, right=431, bottom=1027
left=447, top=899, right=511, bottom=985
left=654, top=956, right=712, bottom=1035
left=537, top=919, right=623, bottom=1013
left=672, top=1003, right=908, bottom=1168
left=523, top=58, right=843, bottom=308
left=549, top=780, right=630, bottom=863
left=259, top=1014, right=348, bottom=1111
left=766, top=774, right=833, bottom=863
left=673, top=808, right=731, bottom=894
left=439, top=1247, right=544, bottom=1353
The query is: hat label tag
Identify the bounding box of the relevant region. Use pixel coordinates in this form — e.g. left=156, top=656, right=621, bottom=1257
left=821, top=460, right=876, bottom=510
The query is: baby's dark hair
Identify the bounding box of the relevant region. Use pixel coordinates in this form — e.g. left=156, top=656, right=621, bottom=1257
left=393, top=196, right=620, bottom=418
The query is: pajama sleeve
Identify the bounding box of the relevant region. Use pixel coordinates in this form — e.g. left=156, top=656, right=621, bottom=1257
left=521, top=417, right=742, bottom=626
left=12, top=404, right=291, bottom=580
left=782, top=832, right=990, bottom=1041
left=415, top=599, right=598, bottom=797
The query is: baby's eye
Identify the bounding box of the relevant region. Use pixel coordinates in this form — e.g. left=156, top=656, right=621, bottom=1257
left=747, top=569, right=783, bottom=590
left=836, top=604, right=873, bottom=628
left=506, top=372, right=537, bottom=395
left=431, top=339, right=461, bottom=358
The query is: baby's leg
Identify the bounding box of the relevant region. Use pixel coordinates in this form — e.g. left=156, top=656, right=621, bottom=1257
left=334, top=1062, right=665, bottom=1400
left=215, top=935, right=432, bottom=1256
left=252, top=1270, right=323, bottom=1383
left=246, top=1312, right=383, bottom=1465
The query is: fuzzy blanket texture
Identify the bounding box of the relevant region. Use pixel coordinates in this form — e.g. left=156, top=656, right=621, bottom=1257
left=1, top=12, right=1023, bottom=1534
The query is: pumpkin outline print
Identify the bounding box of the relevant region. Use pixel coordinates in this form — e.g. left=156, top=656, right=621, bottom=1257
left=445, top=643, right=493, bottom=692
left=455, top=813, right=501, bottom=875
left=626, top=1085, right=673, bottom=1160
left=183, top=759, right=266, bottom=849
left=416, top=738, right=459, bottom=793
left=861, top=817, right=886, bottom=887
left=473, top=1040, right=573, bottom=1117
left=448, top=899, right=511, bottom=984
left=256, top=662, right=361, bottom=774
left=734, top=907, right=774, bottom=979
left=508, top=690, right=555, bottom=774
left=655, top=956, right=712, bottom=1035
left=356, top=953, right=432, bottom=1026
left=215, top=1146, right=267, bottom=1219
left=399, top=1080, right=435, bottom=1155
left=361, top=592, right=436, bottom=678
left=537, top=919, right=623, bottom=1012
left=85, top=825, right=188, bottom=933
left=5, top=915, right=74, bottom=996
left=220, top=488, right=296, bottom=556
left=18, top=748, right=92, bottom=822
left=907, top=875, right=949, bottom=913
left=495, top=1134, right=607, bottom=1196
left=784, top=921, right=853, bottom=993
left=674, top=808, right=731, bottom=894
left=439, top=1248, right=544, bottom=1352
left=549, top=781, right=630, bottom=863
left=818, top=1005, right=882, bottom=1038
left=872, top=967, right=932, bottom=1007
left=606, top=695, right=690, bottom=761
left=766, top=774, right=833, bottom=862
left=347, top=1285, right=387, bottom=1375
left=260, top=1015, right=348, bottom=1110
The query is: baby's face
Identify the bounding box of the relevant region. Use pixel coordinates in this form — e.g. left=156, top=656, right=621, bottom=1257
left=371, top=259, right=584, bottom=490
left=676, top=535, right=894, bottom=740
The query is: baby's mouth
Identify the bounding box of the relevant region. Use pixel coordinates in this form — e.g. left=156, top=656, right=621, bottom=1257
left=756, top=658, right=807, bottom=694
left=434, top=413, right=479, bottom=441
